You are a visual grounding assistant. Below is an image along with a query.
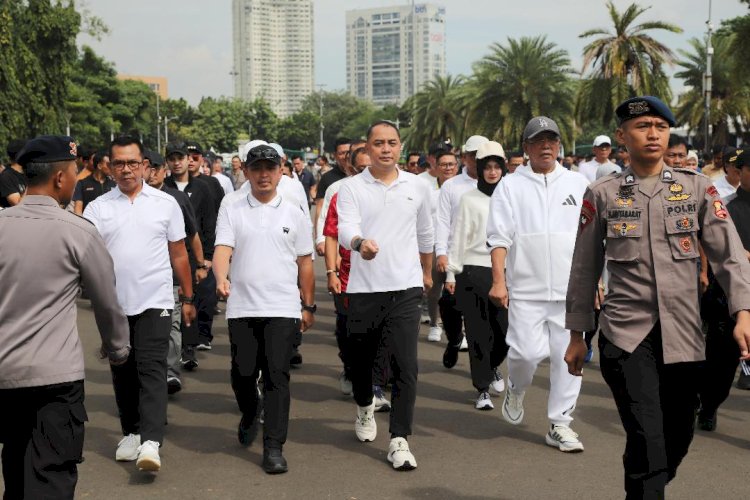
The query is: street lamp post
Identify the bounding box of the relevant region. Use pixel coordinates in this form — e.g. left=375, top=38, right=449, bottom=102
left=164, top=116, right=178, bottom=144
left=704, top=0, right=713, bottom=155
left=317, top=84, right=326, bottom=155
left=155, top=91, right=162, bottom=152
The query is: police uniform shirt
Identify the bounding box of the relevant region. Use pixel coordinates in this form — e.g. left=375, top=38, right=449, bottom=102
left=72, top=174, right=116, bottom=211
left=215, top=192, right=313, bottom=319
left=83, top=182, right=186, bottom=316
left=0, top=167, right=26, bottom=207
left=337, top=167, right=434, bottom=294
left=566, top=165, right=750, bottom=363
left=0, top=196, right=129, bottom=388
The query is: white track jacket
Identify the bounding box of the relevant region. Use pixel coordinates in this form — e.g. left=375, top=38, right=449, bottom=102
left=486, top=163, right=589, bottom=301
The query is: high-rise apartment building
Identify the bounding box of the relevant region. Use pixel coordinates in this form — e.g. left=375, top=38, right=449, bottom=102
left=345, top=4, right=446, bottom=106
left=232, top=0, right=314, bottom=117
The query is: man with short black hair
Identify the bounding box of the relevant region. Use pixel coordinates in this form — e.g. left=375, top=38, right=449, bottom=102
left=73, top=149, right=115, bottom=215
left=211, top=155, right=234, bottom=195
left=0, top=135, right=130, bottom=499
left=315, top=138, right=351, bottom=254
left=229, top=155, right=245, bottom=190
left=0, top=139, right=27, bottom=207
left=293, top=155, right=316, bottom=203
left=664, top=134, right=689, bottom=169
left=506, top=151, right=524, bottom=174
left=84, top=136, right=195, bottom=473
left=406, top=152, right=422, bottom=174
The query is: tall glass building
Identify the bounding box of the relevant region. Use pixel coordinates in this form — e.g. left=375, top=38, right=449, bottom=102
left=345, top=4, right=447, bottom=106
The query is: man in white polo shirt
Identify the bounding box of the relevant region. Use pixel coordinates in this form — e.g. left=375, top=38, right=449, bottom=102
left=213, top=143, right=315, bottom=474
left=337, top=120, right=434, bottom=471
left=84, top=136, right=195, bottom=473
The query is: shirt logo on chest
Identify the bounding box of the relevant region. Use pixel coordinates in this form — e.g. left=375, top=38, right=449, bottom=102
left=614, top=222, right=637, bottom=236
left=283, top=227, right=290, bottom=234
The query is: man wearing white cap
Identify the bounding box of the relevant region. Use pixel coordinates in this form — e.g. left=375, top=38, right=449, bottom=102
left=579, top=135, right=618, bottom=183
left=432, top=136, right=487, bottom=348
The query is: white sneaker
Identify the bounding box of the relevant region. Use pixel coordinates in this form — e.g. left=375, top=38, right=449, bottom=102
left=459, top=336, right=469, bottom=351
left=420, top=313, right=431, bottom=324
left=387, top=437, right=417, bottom=470
left=490, top=368, right=505, bottom=393
left=136, top=440, right=162, bottom=471
left=427, top=326, right=442, bottom=342
left=339, top=371, right=353, bottom=396
left=355, top=402, right=377, bottom=442
left=502, top=389, right=525, bottom=425
left=475, top=391, right=494, bottom=410
left=545, top=424, right=584, bottom=453
left=373, top=386, right=391, bottom=413
left=115, top=433, right=141, bottom=461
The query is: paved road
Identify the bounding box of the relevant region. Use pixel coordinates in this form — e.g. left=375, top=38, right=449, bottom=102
left=3, top=263, right=748, bottom=499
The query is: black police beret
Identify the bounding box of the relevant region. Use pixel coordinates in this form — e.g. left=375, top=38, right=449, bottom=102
left=616, top=96, right=676, bottom=127
left=16, top=135, right=78, bottom=167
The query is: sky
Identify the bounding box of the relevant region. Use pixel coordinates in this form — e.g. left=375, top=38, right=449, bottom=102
left=78, top=0, right=748, bottom=105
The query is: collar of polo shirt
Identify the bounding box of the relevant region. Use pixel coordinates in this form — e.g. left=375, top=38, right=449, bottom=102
left=246, top=192, right=282, bottom=208
left=114, top=180, right=152, bottom=198
left=361, top=167, right=408, bottom=185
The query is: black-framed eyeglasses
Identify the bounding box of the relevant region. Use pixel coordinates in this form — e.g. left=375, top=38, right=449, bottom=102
left=111, top=159, right=142, bottom=171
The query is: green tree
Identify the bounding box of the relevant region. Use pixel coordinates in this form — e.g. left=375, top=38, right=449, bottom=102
left=464, top=36, right=576, bottom=151
left=296, top=91, right=376, bottom=152
left=674, top=36, right=750, bottom=147
left=577, top=1, right=682, bottom=126
left=403, top=75, right=466, bottom=151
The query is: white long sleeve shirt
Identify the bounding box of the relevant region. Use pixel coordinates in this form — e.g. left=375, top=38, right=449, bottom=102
left=315, top=177, right=347, bottom=245
left=338, top=167, right=434, bottom=293
left=435, top=168, right=477, bottom=257
left=446, top=189, right=491, bottom=282
left=486, top=163, right=589, bottom=301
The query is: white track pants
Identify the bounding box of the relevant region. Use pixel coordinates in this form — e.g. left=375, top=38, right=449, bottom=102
left=506, top=300, right=581, bottom=426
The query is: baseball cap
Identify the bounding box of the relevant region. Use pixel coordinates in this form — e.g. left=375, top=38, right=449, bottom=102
left=615, top=96, right=676, bottom=127
left=185, top=141, right=203, bottom=155
left=240, top=140, right=269, bottom=162
left=522, top=117, right=561, bottom=141
left=144, top=150, right=165, bottom=167
left=428, top=140, right=452, bottom=156
left=734, top=149, right=749, bottom=168
left=16, top=135, right=78, bottom=167
left=476, top=141, right=506, bottom=160
left=462, top=135, right=489, bottom=153
left=165, top=142, right=188, bottom=156
left=246, top=144, right=281, bottom=166
left=268, top=143, right=285, bottom=159
left=593, top=135, right=612, bottom=147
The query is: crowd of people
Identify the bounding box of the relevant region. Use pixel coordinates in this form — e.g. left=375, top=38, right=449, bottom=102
left=1, top=94, right=750, bottom=500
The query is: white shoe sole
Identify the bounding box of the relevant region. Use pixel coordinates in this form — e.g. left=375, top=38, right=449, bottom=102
left=388, top=454, right=417, bottom=470
left=115, top=451, right=138, bottom=462
left=356, top=428, right=377, bottom=442
left=545, top=434, right=584, bottom=453
left=476, top=401, right=494, bottom=411
left=136, top=455, right=161, bottom=471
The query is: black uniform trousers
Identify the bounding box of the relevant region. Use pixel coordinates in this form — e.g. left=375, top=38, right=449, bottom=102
left=110, top=309, right=171, bottom=444
left=0, top=381, right=86, bottom=500
left=228, top=317, right=298, bottom=450
left=455, top=266, right=509, bottom=392
left=195, top=269, right=218, bottom=344
left=347, top=287, right=422, bottom=437
left=599, top=324, right=700, bottom=500
left=334, top=293, right=391, bottom=386
left=430, top=265, right=463, bottom=347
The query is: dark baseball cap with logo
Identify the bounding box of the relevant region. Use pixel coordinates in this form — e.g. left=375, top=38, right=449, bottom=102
left=523, top=116, right=561, bottom=142
left=165, top=142, right=188, bottom=156
left=246, top=145, right=281, bottom=167
left=185, top=141, right=203, bottom=156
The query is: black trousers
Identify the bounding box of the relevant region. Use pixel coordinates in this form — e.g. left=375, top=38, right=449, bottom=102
left=347, top=287, right=421, bottom=437
left=600, top=326, right=700, bottom=500
left=429, top=265, right=464, bottom=346
left=228, top=317, right=299, bottom=449
left=195, top=269, right=218, bottom=343
left=111, top=309, right=171, bottom=443
left=334, top=293, right=391, bottom=385
left=698, top=318, right=739, bottom=415
left=0, top=381, right=86, bottom=500
left=455, top=266, right=509, bottom=392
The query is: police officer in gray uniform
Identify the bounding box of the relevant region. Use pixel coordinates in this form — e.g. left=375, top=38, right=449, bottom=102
left=0, top=136, right=130, bottom=499
left=565, top=97, right=750, bottom=499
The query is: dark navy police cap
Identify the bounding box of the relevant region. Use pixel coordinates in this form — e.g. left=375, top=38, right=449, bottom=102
left=16, top=135, right=78, bottom=167
left=616, top=96, right=676, bottom=127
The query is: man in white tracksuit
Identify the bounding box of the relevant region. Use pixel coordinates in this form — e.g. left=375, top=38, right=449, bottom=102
left=487, top=116, right=589, bottom=452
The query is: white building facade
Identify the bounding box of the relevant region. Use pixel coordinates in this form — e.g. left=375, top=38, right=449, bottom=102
left=232, top=0, right=314, bottom=117
left=345, top=3, right=446, bottom=106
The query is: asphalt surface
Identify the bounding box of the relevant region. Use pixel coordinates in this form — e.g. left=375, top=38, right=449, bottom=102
left=2, top=261, right=748, bottom=499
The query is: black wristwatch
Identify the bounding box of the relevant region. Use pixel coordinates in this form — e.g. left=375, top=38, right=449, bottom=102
left=352, top=237, right=364, bottom=252
left=301, top=303, right=317, bottom=314
left=179, top=294, right=195, bottom=304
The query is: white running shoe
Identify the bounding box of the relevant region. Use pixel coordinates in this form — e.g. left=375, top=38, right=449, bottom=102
left=427, top=326, right=442, bottom=342
left=373, top=386, right=391, bottom=413
left=501, top=389, right=525, bottom=425
left=355, top=402, right=377, bottom=442
left=459, top=336, right=469, bottom=351
left=339, top=371, right=353, bottom=396
left=115, top=433, right=141, bottom=461
left=475, top=391, right=494, bottom=410
left=136, top=440, right=161, bottom=471
left=545, top=424, right=584, bottom=453
left=490, top=368, right=505, bottom=393
left=387, top=437, right=417, bottom=470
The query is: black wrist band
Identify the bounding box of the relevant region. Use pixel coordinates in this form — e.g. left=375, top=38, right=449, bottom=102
left=179, top=294, right=195, bottom=304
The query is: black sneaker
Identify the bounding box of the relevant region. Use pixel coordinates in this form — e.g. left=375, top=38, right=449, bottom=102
left=262, top=448, right=288, bottom=474
left=167, top=375, right=182, bottom=395
left=442, top=344, right=459, bottom=369
left=290, top=349, right=302, bottom=366
left=181, top=358, right=198, bottom=371
left=238, top=414, right=259, bottom=447
left=196, top=342, right=212, bottom=351
left=697, top=410, right=717, bottom=432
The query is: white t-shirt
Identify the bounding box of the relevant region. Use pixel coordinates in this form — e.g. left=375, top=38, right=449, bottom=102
left=579, top=159, right=616, bottom=183
left=84, top=182, right=186, bottom=315
left=212, top=172, right=235, bottom=195
left=713, top=175, right=738, bottom=200
left=215, top=193, right=313, bottom=319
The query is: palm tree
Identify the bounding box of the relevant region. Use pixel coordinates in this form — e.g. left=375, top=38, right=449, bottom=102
left=463, top=36, right=576, bottom=151
left=577, top=1, right=682, bottom=125
left=403, top=74, right=466, bottom=151
left=674, top=36, right=750, bottom=147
